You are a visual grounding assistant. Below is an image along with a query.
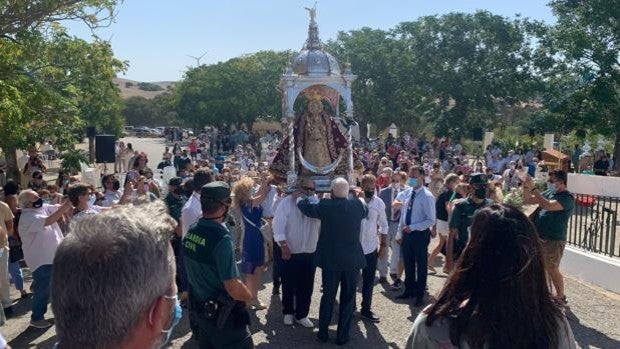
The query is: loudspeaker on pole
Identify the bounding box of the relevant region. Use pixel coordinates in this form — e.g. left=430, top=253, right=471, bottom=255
left=86, top=126, right=96, bottom=138
left=95, top=135, right=116, bottom=163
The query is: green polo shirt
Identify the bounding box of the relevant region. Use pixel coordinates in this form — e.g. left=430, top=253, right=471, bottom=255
left=449, top=197, right=493, bottom=245
left=535, top=190, right=575, bottom=241
left=183, top=218, right=240, bottom=302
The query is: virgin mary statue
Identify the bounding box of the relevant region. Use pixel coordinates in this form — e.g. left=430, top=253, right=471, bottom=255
left=270, top=95, right=348, bottom=179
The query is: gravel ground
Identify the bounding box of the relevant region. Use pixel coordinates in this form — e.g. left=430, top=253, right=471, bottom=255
left=2, top=258, right=619, bottom=349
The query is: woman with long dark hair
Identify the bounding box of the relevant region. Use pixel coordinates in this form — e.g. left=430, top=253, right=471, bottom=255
left=408, top=204, right=576, bottom=348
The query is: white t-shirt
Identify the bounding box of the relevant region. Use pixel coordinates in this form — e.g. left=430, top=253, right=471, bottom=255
left=181, top=192, right=202, bottom=237
left=18, top=205, right=64, bottom=273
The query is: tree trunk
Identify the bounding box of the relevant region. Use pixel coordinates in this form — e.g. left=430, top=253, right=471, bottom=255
left=3, top=145, right=21, bottom=183
left=614, top=131, right=620, bottom=171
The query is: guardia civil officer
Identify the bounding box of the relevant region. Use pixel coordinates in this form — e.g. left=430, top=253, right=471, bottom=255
left=183, top=181, right=254, bottom=349
left=445, top=173, right=493, bottom=272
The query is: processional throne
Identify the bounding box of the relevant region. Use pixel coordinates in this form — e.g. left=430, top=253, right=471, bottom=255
left=269, top=7, right=357, bottom=191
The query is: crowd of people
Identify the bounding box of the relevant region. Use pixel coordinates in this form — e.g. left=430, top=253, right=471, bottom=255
left=0, top=129, right=582, bottom=348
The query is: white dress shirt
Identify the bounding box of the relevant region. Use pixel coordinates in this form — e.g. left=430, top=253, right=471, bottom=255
left=360, top=196, right=389, bottom=255
left=272, top=195, right=320, bottom=254
left=18, top=205, right=64, bottom=273
left=396, top=186, right=436, bottom=240
left=260, top=185, right=278, bottom=218
left=181, top=192, right=202, bottom=237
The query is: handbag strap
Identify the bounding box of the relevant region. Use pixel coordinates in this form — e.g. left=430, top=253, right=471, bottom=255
left=242, top=214, right=260, bottom=229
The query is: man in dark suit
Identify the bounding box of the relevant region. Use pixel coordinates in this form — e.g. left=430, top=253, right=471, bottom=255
left=297, top=177, right=368, bottom=345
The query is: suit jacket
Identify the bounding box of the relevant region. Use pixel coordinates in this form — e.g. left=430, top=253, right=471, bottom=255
left=297, top=196, right=368, bottom=271
left=379, top=186, right=399, bottom=221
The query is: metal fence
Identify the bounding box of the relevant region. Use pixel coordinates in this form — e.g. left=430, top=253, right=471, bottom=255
left=567, top=194, right=620, bottom=258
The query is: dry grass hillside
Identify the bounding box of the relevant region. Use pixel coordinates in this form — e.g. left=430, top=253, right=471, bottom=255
left=113, top=77, right=175, bottom=99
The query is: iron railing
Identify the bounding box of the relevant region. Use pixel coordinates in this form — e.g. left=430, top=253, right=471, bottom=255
left=567, top=194, right=620, bottom=258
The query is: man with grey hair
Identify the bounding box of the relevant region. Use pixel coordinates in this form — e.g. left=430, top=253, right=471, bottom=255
left=297, top=177, right=368, bottom=345
left=18, top=189, right=73, bottom=328
left=51, top=201, right=181, bottom=349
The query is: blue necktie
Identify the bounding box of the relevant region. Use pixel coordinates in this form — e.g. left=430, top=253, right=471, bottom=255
left=405, top=190, right=416, bottom=226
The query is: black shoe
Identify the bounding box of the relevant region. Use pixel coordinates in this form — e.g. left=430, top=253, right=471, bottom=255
left=378, top=276, right=388, bottom=285
left=20, top=292, right=30, bottom=299
left=3, top=306, right=13, bottom=318
left=361, top=311, right=380, bottom=323
left=390, top=279, right=402, bottom=291
left=395, top=293, right=413, bottom=300
left=414, top=297, right=425, bottom=307
left=317, top=333, right=328, bottom=343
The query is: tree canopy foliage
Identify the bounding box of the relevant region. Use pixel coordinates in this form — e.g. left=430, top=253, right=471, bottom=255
left=535, top=0, right=620, bottom=167
left=0, top=0, right=125, bottom=178
left=175, top=50, right=291, bottom=130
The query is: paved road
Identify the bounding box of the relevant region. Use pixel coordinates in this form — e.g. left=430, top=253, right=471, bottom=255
left=7, top=136, right=619, bottom=348
left=3, top=251, right=619, bottom=348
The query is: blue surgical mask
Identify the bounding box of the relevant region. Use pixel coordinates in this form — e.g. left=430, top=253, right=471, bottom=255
left=547, top=183, right=557, bottom=194
left=408, top=178, right=419, bottom=188
left=160, top=295, right=182, bottom=347
left=88, top=194, right=96, bottom=207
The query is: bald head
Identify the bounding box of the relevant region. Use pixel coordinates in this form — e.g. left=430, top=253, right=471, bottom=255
left=331, top=178, right=349, bottom=199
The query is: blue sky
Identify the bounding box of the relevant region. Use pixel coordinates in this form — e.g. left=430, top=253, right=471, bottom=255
left=67, top=0, right=556, bottom=82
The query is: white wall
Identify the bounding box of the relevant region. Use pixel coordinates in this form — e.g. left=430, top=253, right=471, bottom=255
left=568, top=173, right=620, bottom=197
left=563, top=174, right=620, bottom=293
left=561, top=246, right=620, bottom=294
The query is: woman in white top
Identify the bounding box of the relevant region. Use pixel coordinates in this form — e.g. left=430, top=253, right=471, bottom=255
left=408, top=204, right=576, bottom=349
left=66, top=183, right=110, bottom=221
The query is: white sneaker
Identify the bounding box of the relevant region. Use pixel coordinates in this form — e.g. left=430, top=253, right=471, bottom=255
left=284, top=314, right=294, bottom=326
left=295, top=317, right=314, bottom=328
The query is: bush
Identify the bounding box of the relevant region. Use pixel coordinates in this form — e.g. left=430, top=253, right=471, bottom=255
left=60, top=149, right=90, bottom=175
left=137, top=82, right=164, bottom=91
left=125, top=81, right=134, bottom=88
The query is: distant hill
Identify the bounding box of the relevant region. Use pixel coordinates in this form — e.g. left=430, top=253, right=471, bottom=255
left=113, top=77, right=176, bottom=99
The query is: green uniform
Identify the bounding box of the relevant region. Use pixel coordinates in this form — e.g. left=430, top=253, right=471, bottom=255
left=183, top=218, right=239, bottom=302
left=183, top=218, right=253, bottom=349
left=449, top=197, right=493, bottom=254
left=164, top=193, right=186, bottom=223
left=535, top=190, right=575, bottom=241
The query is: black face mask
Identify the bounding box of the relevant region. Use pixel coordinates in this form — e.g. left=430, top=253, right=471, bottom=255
left=32, top=198, right=43, bottom=208
left=364, top=190, right=374, bottom=198
left=210, top=205, right=230, bottom=222
left=112, top=180, right=120, bottom=191
left=474, top=187, right=487, bottom=199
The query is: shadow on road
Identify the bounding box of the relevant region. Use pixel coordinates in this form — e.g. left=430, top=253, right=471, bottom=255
left=9, top=319, right=56, bottom=349
left=567, top=308, right=620, bottom=349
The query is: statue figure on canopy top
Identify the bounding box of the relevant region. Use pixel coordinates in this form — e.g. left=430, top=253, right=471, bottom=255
left=305, top=3, right=317, bottom=24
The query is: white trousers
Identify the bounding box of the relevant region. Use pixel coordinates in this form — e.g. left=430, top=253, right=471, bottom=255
left=377, top=221, right=401, bottom=277
left=0, top=247, right=12, bottom=308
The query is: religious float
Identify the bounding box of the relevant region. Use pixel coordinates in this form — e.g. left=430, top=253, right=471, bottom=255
left=270, top=7, right=357, bottom=191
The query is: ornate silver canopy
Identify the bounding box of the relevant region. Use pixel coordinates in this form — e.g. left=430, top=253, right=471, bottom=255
left=292, top=17, right=341, bottom=76
left=279, top=6, right=358, bottom=187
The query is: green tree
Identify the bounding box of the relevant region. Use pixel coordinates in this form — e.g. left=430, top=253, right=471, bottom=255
left=0, top=0, right=123, bottom=179
left=175, top=50, right=290, bottom=130
left=327, top=28, right=419, bottom=133
left=393, top=11, right=539, bottom=138
left=536, top=0, right=620, bottom=168
left=123, top=93, right=179, bottom=127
